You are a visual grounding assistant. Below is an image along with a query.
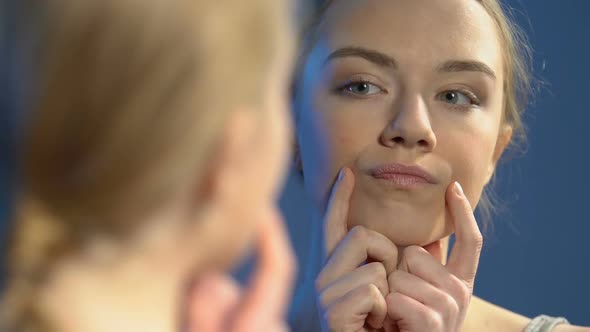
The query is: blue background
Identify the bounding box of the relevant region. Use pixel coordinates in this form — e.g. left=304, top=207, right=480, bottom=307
left=473, top=0, right=590, bottom=324
left=1, top=0, right=589, bottom=327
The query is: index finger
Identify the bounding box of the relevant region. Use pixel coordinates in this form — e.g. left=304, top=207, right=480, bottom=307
left=231, top=209, right=296, bottom=331
left=445, top=182, right=483, bottom=286
left=324, top=167, right=355, bottom=258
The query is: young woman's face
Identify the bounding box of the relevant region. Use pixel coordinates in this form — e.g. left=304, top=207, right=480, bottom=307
left=297, top=0, right=512, bottom=246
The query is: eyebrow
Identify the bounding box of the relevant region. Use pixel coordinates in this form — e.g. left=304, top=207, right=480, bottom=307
left=324, top=46, right=496, bottom=80
left=324, top=46, right=398, bottom=69
left=437, top=60, right=497, bottom=80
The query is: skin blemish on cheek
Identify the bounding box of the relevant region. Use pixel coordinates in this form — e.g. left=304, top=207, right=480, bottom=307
left=336, top=135, right=355, bottom=146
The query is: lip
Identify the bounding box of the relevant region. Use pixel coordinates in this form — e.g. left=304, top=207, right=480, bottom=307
left=370, top=163, right=438, bottom=188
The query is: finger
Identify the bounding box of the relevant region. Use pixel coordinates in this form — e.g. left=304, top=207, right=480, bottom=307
left=388, top=270, right=459, bottom=321
left=316, top=226, right=398, bottom=290
left=231, top=210, right=296, bottom=331
left=446, top=182, right=483, bottom=286
left=397, top=246, right=471, bottom=309
left=398, top=245, right=447, bottom=287
left=423, top=239, right=445, bottom=264
left=387, top=292, right=443, bottom=331
left=383, top=319, right=400, bottom=332
left=324, top=167, right=355, bottom=257
left=324, top=283, right=387, bottom=330
left=318, top=262, right=389, bottom=308
left=187, top=273, right=240, bottom=332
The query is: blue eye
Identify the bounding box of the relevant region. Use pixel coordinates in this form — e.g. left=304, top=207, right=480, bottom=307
left=341, top=82, right=383, bottom=96
left=439, top=90, right=480, bottom=106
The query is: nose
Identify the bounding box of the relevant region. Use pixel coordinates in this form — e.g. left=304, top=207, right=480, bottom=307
left=379, top=94, right=437, bottom=152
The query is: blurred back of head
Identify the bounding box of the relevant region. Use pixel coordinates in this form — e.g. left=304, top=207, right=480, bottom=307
left=2, top=0, right=286, bottom=330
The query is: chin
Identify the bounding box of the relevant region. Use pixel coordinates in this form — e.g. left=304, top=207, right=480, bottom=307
left=347, top=194, right=453, bottom=248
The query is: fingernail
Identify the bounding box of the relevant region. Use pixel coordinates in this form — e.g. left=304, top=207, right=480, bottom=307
left=337, top=168, right=345, bottom=182
left=454, top=181, right=464, bottom=197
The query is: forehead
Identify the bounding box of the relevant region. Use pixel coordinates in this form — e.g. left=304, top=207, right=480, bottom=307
left=320, top=0, right=503, bottom=75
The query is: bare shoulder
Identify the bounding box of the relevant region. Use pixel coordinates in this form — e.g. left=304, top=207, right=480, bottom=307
left=462, top=296, right=530, bottom=332
left=464, top=296, right=589, bottom=332
left=554, top=325, right=590, bottom=332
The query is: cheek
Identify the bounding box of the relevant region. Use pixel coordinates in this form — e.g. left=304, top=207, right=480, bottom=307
left=327, top=128, right=364, bottom=169
left=322, top=97, right=385, bottom=164
left=255, top=91, right=292, bottom=201
left=442, top=127, right=497, bottom=207
left=269, top=110, right=292, bottom=196
left=300, top=104, right=381, bottom=200
left=298, top=109, right=331, bottom=199
left=210, top=209, right=259, bottom=270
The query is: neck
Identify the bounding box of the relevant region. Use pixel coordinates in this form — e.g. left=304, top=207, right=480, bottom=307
left=27, top=199, right=221, bottom=332
left=38, top=254, right=187, bottom=332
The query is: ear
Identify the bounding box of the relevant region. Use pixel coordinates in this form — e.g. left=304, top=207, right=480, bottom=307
left=182, top=108, right=259, bottom=268
left=485, top=124, right=513, bottom=184
left=197, top=108, right=258, bottom=206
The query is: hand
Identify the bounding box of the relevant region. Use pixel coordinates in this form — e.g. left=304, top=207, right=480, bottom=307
left=316, top=168, right=398, bottom=331
left=386, top=182, right=482, bottom=332
left=315, top=167, right=482, bottom=332
left=187, top=209, right=296, bottom=332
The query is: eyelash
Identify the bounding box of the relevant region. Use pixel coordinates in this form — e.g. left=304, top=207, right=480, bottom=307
left=334, top=79, right=386, bottom=97
left=334, top=79, right=482, bottom=110
left=437, top=89, right=482, bottom=110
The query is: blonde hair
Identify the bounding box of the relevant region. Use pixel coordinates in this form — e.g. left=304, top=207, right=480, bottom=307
left=474, top=0, right=533, bottom=224
left=2, top=0, right=283, bottom=330
left=294, top=0, right=534, bottom=225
